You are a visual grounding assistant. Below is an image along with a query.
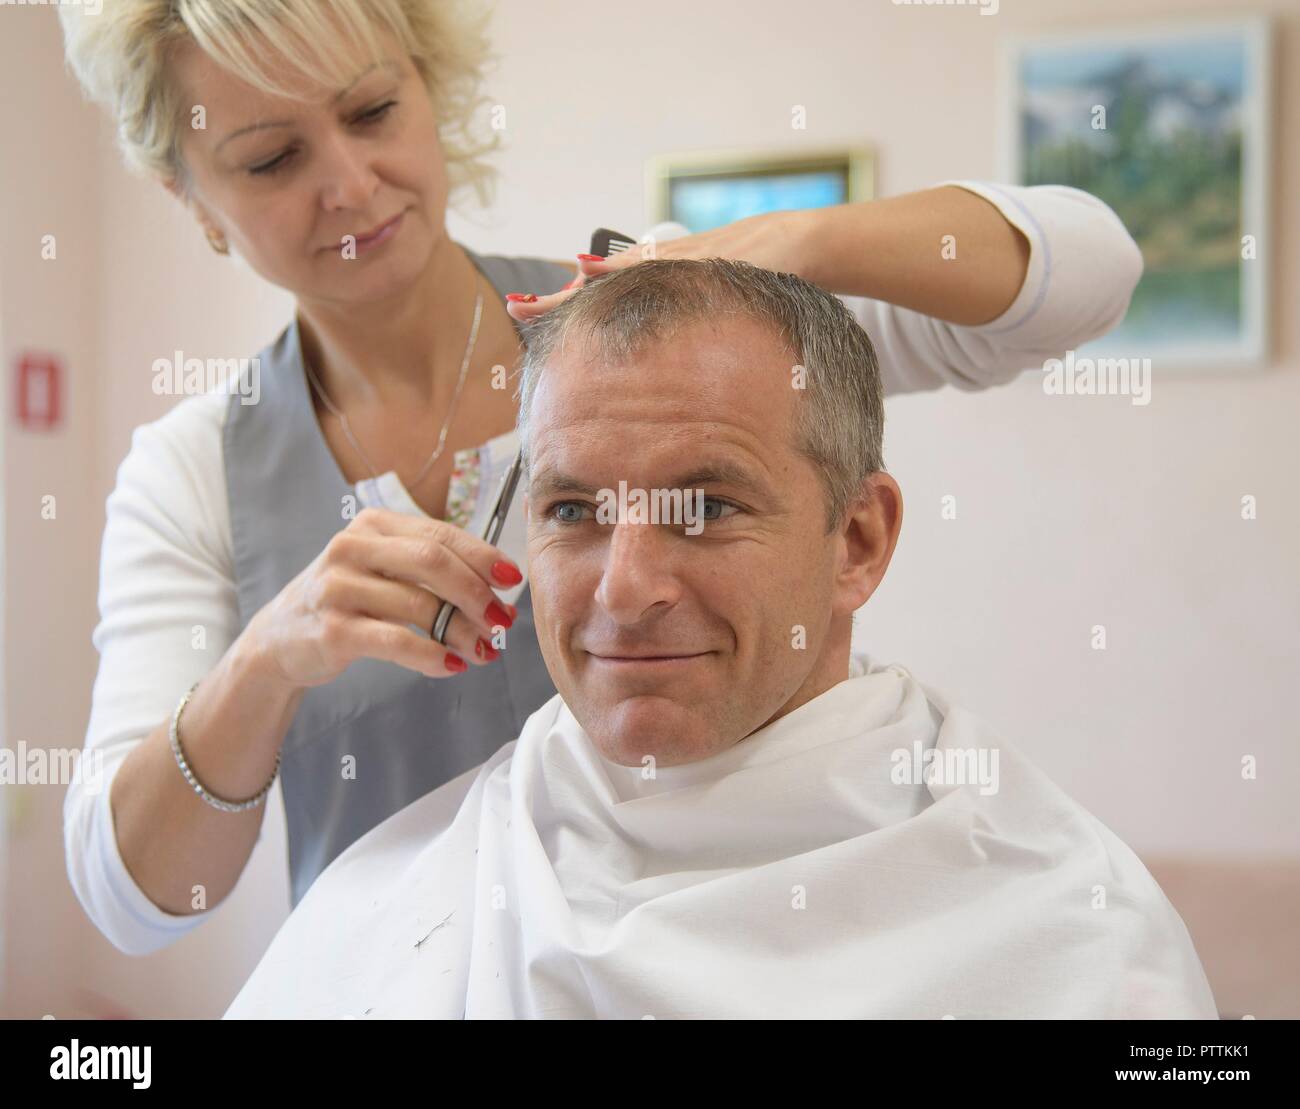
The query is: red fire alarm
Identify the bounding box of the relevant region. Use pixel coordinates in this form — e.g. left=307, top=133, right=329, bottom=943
left=15, top=351, right=62, bottom=430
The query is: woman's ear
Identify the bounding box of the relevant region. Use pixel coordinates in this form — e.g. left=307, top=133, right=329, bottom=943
left=161, top=177, right=229, bottom=256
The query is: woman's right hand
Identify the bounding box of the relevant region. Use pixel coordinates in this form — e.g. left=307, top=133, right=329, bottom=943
left=247, top=507, right=523, bottom=688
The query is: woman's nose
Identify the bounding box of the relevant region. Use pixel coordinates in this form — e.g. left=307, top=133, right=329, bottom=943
left=316, top=133, right=380, bottom=211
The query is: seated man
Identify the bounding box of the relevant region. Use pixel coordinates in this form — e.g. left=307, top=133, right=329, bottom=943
left=226, top=259, right=1215, bottom=1020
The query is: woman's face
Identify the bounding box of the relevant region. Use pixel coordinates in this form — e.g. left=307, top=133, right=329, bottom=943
left=170, top=30, right=447, bottom=305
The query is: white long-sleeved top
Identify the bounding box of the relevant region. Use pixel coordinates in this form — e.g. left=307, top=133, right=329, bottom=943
left=66, top=181, right=1144, bottom=956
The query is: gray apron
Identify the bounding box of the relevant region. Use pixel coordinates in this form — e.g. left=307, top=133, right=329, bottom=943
left=224, top=246, right=571, bottom=907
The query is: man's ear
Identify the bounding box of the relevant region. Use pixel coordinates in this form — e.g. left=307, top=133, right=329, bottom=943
left=833, top=472, right=902, bottom=616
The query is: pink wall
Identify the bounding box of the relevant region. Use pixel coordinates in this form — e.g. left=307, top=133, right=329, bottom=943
left=3, top=0, right=1296, bottom=1018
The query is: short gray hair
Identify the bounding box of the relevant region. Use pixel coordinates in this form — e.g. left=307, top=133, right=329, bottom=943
left=516, top=258, right=885, bottom=533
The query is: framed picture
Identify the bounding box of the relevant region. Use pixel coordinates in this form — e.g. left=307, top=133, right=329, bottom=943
left=646, top=145, right=874, bottom=234
left=1001, top=18, right=1272, bottom=369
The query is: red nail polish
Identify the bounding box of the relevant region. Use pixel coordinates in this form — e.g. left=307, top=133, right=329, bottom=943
left=505, top=292, right=533, bottom=302
left=486, top=601, right=514, bottom=629
left=506, top=602, right=518, bottom=620
left=474, top=640, right=484, bottom=659
left=445, top=653, right=467, bottom=673
left=577, top=253, right=604, bottom=262
left=479, top=638, right=500, bottom=661
left=491, top=560, right=523, bottom=586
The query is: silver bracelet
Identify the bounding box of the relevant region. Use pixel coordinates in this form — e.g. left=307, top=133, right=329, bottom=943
left=169, top=681, right=280, bottom=813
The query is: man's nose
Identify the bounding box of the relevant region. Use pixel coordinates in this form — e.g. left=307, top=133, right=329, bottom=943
left=317, top=133, right=380, bottom=212
left=594, top=520, right=684, bottom=624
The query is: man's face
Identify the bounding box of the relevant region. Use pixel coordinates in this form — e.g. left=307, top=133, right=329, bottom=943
left=525, top=316, right=854, bottom=769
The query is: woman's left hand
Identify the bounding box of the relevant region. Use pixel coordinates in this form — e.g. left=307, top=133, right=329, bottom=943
left=504, top=209, right=815, bottom=323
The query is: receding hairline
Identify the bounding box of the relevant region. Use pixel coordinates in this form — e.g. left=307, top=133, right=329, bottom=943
left=535, top=287, right=804, bottom=372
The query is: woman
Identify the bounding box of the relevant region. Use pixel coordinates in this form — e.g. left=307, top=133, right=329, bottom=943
left=60, top=0, right=1143, bottom=955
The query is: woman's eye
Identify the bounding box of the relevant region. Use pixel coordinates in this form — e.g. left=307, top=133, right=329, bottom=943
left=248, top=149, right=294, bottom=176
left=245, top=101, right=396, bottom=176
left=356, top=100, right=397, bottom=125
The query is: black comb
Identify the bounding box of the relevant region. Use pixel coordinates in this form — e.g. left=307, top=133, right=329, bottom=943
left=589, top=227, right=637, bottom=259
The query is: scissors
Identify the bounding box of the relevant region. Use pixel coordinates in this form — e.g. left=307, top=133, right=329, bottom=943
left=431, top=449, right=523, bottom=645
left=428, top=228, right=635, bottom=647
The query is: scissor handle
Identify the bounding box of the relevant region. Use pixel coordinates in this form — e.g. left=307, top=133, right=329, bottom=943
left=429, top=451, right=524, bottom=646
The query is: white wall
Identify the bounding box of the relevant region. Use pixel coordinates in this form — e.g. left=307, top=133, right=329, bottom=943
left=1, top=5, right=110, bottom=1019
left=3, top=0, right=1296, bottom=1018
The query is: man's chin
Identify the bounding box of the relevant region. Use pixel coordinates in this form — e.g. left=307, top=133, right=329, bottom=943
left=579, top=694, right=724, bottom=770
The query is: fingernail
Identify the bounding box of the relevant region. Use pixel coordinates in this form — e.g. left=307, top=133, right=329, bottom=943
left=562, top=277, right=580, bottom=291
left=486, top=601, right=514, bottom=629
left=478, top=638, right=500, bottom=661
left=445, top=652, right=467, bottom=673
left=507, top=602, right=518, bottom=620
left=577, top=253, right=603, bottom=262
left=491, top=560, right=523, bottom=586
left=505, top=292, right=538, bottom=303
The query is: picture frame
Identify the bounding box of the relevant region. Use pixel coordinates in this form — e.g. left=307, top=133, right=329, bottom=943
left=646, top=145, right=875, bottom=234
left=1000, top=18, right=1273, bottom=370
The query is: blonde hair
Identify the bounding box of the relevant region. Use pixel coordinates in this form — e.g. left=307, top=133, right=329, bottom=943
left=59, top=0, right=502, bottom=207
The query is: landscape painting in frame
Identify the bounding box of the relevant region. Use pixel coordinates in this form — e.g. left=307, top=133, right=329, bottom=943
left=646, top=147, right=874, bottom=234
left=1002, top=20, right=1271, bottom=369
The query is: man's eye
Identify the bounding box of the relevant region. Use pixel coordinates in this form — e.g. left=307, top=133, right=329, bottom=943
left=550, top=501, right=589, bottom=524
left=546, top=498, right=738, bottom=526
left=700, top=497, right=738, bottom=521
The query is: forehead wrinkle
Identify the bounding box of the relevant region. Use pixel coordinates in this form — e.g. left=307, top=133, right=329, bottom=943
left=537, top=317, right=796, bottom=416
left=527, top=317, right=805, bottom=493
left=532, top=371, right=797, bottom=450
left=527, top=426, right=788, bottom=508
left=528, top=387, right=798, bottom=507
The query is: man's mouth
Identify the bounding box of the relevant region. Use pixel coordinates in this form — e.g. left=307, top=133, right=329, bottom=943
left=588, top=651, right=713, bottom=667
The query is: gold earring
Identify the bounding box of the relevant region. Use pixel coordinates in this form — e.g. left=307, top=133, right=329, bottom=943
left=204, top=226, right=229, bottom=255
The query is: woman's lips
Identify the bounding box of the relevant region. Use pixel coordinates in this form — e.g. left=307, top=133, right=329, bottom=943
left=329, top=211, right=404, bottom=254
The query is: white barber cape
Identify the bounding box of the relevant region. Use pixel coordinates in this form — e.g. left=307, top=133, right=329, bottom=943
left=225, top=653, right=1216, bottom=1019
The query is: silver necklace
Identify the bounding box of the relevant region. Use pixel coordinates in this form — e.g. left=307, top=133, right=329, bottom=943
left=303, top=283, right=484, bottom=490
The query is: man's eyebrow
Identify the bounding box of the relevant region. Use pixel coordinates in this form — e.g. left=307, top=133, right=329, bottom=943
left=528, top=461, right=773, bottom=500
left=214, top=60, right=398, bottom=152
